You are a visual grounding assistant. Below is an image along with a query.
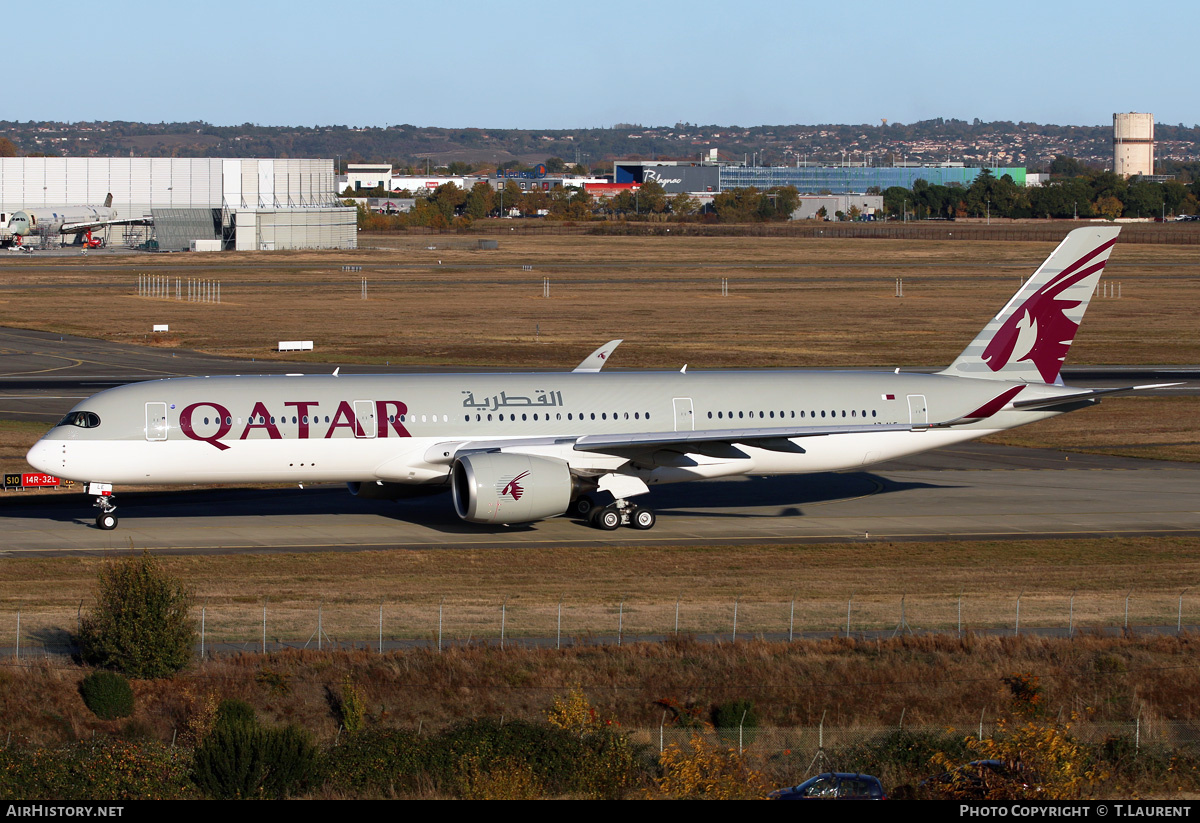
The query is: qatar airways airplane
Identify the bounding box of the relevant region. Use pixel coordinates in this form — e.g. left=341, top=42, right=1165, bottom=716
left=27, top=226, right=1167, bottom=532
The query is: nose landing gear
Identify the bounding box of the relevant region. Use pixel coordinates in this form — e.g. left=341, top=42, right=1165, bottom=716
left=88, top=482, right=118, bottom=530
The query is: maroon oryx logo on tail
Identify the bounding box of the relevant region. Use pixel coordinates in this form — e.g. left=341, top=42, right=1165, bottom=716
left=501, top=471, right=529, bottom=501
left=982, top=237, right=1116, bottom=383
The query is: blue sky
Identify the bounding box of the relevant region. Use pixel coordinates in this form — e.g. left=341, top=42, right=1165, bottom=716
left=13, top=0, right=1197, bottom=129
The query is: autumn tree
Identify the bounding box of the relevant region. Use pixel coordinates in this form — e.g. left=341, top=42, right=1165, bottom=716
left=77, top=551, right=196, bottom=678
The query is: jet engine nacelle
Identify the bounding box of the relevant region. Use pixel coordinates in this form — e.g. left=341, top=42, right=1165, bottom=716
left=451, top=452, right=572, bottom=524
left=347, top=480, right=448, bottom=500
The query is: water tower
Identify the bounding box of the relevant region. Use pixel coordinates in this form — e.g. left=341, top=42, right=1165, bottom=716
left=1113, top=112, right=1154, bottom=177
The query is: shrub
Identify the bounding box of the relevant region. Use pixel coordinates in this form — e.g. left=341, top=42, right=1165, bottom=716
left=76, top=551, right=196, bottom=679
left=191, top=700, right=317, bottom=800
left=339, top=676, right=366, bottom=733
left=214, top=698, right=257, bottom=731
left=458, top=754, right=544, bottom=800
left=322, top=729, right=428, bottom=797
left=712, top=698, right=759, bottom=745
left=261, top=725, right=319, bottom=800
left=80, top=671, right=134, bottom=720
left=432, top=719, right=589, bottom=797
left=0, top=740, right=192, bottom=800
left=545, top=687, right=642, bottom=798
left=653, top=733, right=768, bottom=799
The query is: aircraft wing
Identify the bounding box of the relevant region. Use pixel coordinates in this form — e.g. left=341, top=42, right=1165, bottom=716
left=572, top=422, right=916, bottom=460
left=572, top=339, right=622, bottom=372
left=59, top=217, right=153, bottom=234
left=416, top=421, right=919, bottom=471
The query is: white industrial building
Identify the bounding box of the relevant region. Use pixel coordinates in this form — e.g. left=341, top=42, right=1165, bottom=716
left=0, top=157, right=356, bottom=250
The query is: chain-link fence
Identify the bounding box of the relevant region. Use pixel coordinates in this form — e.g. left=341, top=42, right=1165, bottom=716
left=6, top=590, right=1200, bottom=659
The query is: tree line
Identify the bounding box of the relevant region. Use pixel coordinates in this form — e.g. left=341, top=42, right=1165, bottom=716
left=881, top=161, right=1200, bottom=221
left=350, top=179, right=803, bottom=230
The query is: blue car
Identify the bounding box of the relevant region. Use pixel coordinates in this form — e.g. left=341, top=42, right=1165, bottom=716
left=769, top=772, right=887, bottom=800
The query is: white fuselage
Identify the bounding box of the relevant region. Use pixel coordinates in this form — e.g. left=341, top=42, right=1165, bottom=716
left=26, top=369, right=1063, bottom=490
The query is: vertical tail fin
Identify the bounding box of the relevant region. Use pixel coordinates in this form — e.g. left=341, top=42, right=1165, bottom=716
left=940, top=226, right=1121, bottom=384
left=103, top=193, right=113, bottom=209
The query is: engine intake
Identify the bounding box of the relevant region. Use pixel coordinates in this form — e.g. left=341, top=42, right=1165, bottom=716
left=451, top=452, right=572, bottom=524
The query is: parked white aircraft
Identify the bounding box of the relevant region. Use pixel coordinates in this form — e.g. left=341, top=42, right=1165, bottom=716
left=28, top=226, right=1169, bottom=531
left=1, top=194, right=149, bottom=249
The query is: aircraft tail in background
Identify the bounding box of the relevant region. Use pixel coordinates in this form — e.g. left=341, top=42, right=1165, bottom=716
left=941, top=226, right=1121, bottom=384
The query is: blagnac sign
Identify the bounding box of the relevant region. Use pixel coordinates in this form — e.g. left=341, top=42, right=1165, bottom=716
left=642, top=169, right=683, bottom=186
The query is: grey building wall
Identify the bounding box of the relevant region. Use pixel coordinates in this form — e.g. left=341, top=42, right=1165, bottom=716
left=0, top=157, right=355, bottom=250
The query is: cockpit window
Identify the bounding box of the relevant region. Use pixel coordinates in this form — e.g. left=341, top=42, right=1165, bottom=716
left=57, top=411, right=101, bottom=429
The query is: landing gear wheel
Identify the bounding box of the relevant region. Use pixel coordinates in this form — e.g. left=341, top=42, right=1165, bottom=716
left=592, top=506, right=622, bottom=531
left=630, top=507, right=656, bottom=530
left=96, top=512, right=118, bottom=530
left=571, top=494, right=597, bottom=519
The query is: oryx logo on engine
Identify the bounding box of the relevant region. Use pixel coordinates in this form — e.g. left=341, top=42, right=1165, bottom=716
left=500, top=471, right=529, bottom=501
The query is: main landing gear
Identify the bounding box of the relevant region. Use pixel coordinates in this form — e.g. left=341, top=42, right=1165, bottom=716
left=88, top=482, right=118, bottom=530
left=573, top=494, right=657, bottom=531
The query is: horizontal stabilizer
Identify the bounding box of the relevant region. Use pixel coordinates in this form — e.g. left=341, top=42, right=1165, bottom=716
left=1011, top=382, right=1184, bottom=410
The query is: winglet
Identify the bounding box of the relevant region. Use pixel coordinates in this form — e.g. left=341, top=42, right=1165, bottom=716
left=572, top=339, right=622, bottom=372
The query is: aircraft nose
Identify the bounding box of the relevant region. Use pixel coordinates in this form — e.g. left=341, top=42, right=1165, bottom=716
left=26, top=439, right=59, bottom=474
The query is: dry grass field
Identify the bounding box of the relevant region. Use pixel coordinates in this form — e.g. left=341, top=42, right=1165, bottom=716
left=2, top=233, right=1197, bottom=369
left=3, top=538, right=1199, bottom=648
left=3, top=232, right=1196, bottom=463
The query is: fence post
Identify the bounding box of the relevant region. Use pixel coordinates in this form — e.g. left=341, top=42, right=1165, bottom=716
left=618, top=598, right=624, bottom=647
left=200, top=602, right=206, bottom=662
left=789, top=594, right=795, bottom=643
left=1125, top=589, right=1133, bottom=634
left=262, top=600, right=267, bottom=654
left=1015, top=590, right=1024, bottom=636
left=1069, top=590, right=1076, bottom=639
left=845, top=592, right=853, bottom=638
left=732, top=597, right=738, bottom=644
left=501, top=598, right=507, bottom=651
left=957, top=589, right=963, bottom=638
left=15, top=610, right=19, bottom=662
left=660, top=711, right=667, bottom=754
left=675, top=594, right=680, bottom=636
left=378, top=599, right=383, bottom=655
left=739, top=709, right=748, bottom=754
left=557, top=600, right=562, bottom=650
left=1180, top=588, right=1190, bottom=635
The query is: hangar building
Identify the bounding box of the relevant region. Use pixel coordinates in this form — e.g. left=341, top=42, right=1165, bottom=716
left=0, top=157, right=356, bottom=250
left=614, top=160, right=1027, bottom=194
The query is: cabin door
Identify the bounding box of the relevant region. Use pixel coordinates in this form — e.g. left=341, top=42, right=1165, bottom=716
left=907, top=394, right=928, bottom=430
left=354, top=400, right=376, bottom=439
left=145, top=402, right=168, bottom=441
left=673, top=397, right=694, bottom=432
